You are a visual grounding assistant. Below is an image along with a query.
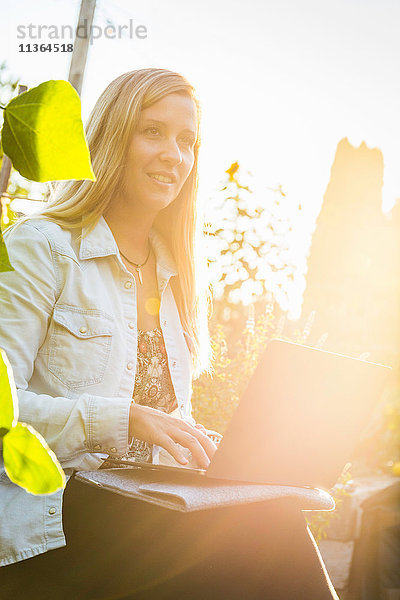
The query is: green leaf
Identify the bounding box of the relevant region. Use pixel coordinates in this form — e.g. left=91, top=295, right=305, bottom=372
left=3, top=422, right=66, bottom=495
left=1, top=80, right=96, bottom=182
left=0, top=230, right=14, bottom=272
left=0, top=348, right=18, bottom=432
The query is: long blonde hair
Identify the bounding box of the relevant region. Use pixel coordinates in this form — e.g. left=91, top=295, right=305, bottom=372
left=29, top=68, right=211, bottom=375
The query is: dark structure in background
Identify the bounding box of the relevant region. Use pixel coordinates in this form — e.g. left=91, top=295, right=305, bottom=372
left=348, top=483, right=400, bottom=600
left=302, top=138, right=400, bottom=598
left=301, top=137, right=400, bottom=366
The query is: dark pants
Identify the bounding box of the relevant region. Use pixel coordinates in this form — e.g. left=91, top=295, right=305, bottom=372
left=1, top=476, right=338, bottom=599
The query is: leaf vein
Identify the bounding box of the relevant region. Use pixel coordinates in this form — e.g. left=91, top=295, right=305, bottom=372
left=5, top=117, right=32, bottom=177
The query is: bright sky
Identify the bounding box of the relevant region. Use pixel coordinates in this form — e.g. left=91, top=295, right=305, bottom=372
left=1, top=0, right=399, bottom=315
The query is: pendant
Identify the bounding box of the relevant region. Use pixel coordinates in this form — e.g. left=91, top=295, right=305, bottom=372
left=136, top=267, right=143, bottom=285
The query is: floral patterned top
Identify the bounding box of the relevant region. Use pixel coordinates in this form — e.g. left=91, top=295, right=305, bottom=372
left=126, top=327, right=178, bottom=462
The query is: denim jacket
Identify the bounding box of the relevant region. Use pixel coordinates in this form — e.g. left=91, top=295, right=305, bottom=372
left=0, top=216, right=194, bottom=566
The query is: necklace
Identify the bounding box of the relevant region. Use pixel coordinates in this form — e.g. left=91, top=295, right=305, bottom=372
left=119, top=244, right=151, bottom=285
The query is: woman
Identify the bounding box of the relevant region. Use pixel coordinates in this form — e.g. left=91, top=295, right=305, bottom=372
left=0, top=68, right=338, bottom=599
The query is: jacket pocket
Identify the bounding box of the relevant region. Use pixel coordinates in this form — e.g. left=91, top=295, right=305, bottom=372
left=48, top=305, right=114, bottom=389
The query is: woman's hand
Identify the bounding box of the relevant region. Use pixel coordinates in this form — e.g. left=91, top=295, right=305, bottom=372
left=194, top=423, right=207, bottom=435
left=129, top=403, right=217, bottom=469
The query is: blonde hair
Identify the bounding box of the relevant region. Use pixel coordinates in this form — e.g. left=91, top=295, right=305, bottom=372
left=28, top=68, right=212, bottom=375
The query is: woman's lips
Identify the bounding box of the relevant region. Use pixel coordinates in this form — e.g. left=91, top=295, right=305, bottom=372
left=147, top=174, right=174, bottom=187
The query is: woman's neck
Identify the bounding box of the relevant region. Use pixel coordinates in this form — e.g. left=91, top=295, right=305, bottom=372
left=103, top=198, right=156, bottom=261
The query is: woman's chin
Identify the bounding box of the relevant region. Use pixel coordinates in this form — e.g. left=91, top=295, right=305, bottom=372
left=141, top=193, right=177, bottom=214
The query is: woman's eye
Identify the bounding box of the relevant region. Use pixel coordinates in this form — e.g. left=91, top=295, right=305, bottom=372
left=144, top=127, right=194, bottom=147
left=145, top=127, right=160, bottom=136
left=180, top=137, right=195, bottom=147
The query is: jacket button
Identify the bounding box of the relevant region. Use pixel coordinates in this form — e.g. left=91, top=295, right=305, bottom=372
left=109, top=447, right=117, bottom=453
left=128, top=321, right=135, bottom=329
left=79, top=326, right=87, bottom=334
left=127, top=362, right=133, bottom=370
left=49, top=507, right=57, bottom=515
left=124, top=281, right=133, bottom=289
left=172, top=360, right=177, bottom=367
left=94, top=444, right=101, bottom=451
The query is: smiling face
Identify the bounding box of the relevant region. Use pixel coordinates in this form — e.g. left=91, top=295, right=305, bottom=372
left=121, top=92, right=198, bottom=218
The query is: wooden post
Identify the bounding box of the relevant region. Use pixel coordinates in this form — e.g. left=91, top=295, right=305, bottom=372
left=0, top=156, right=11, bottom=198
left=0, top=85, right=28, bottom=197
left=68, top=0, right=96, bottom=96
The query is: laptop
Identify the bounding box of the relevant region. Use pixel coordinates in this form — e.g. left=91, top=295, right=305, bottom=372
left=110, top=339, right=391, bottom=489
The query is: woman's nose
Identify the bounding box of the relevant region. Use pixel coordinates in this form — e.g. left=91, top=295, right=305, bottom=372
left=159, top=137, right=182, bottom=164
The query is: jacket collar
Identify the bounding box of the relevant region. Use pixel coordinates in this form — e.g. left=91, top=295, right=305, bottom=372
left=79, top=216, right=178, bottom=277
